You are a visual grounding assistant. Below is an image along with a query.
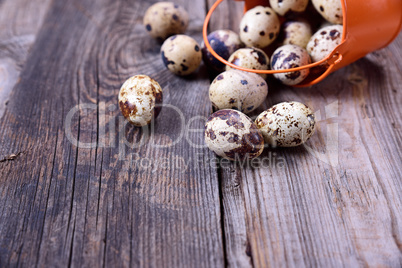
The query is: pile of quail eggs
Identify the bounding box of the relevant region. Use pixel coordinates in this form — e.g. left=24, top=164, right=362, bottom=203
left=118, top=0, right=343, bottom=161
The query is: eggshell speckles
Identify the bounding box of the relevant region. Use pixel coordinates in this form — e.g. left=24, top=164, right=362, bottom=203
left=205, top=109, right=264, bottom=160
left=282, top=21, right=312, bottom=48
left=226, top=47, right=270, bottom=79
left=312, top=0, right=343, bottom=24
left=201, top=30, right=244, bottom=72
left=271, top=44, right=311, bottom=85
left=239, top=6, right=280, bottom=48
left=118, top=75, right=163, bottom=126
left=143, top=2, right=189, bottom=41
left=306, top=25, right=343, bottom=62
left=269, top=0, right=309, bottom=16
left=255, top=101, right=316, bottom=147
left=161, top=35, right=202, bottom=76
left=209, top=69, right=268, bottom=114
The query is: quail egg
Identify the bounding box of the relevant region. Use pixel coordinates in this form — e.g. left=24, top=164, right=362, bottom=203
left=306, top=25, right=343, bottom=62
left=225, top=47, right=270, bottom=79
left=239, top=6, right=280, bottom=48
left=255, top=101, right=316, bottom=147
left=312, top=0, right=343, bottom=24
left=282, top=20, right=312, bottom=48
left=269, top=0, right=309, bottom=16
left=209, top=69, right=268, bottom=113
left=201, top=29, right=244, bottom=72
left=271, top=44, right=311, bottom=85
left=143, top=2, right=189, bottom=41
left=205, top=109, right=264, bottom=160
left=161, top=35, right=202, bottom=76
left=118, top=75, right=163, bottom=126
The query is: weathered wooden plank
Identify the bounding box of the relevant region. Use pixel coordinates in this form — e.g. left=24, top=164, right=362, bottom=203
left=205, top=1, right=255, bottom=267
left=0, top=0, right=53, bottom=119
left=1, top=0, right=401, bottom=266
left=0, top=0, right=225, bottom=267
left=207, top=0, right=402, bottom=266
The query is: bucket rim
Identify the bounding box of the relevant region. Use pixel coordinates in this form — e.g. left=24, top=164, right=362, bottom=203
left=202, top=0, right=347, bottom=86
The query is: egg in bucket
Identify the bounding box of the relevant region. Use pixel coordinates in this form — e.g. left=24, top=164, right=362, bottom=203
left=203, top=0, right=402, bottom=87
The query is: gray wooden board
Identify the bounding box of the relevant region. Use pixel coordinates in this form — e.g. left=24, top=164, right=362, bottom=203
left=0, top=0, right=224, bottom=267
left=206, top=0, right=402, bottom=267
left=0, top=0, right=401, bottom=267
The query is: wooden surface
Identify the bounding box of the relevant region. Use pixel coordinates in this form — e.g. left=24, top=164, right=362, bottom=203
left=0, top=0, right=401, bottom=267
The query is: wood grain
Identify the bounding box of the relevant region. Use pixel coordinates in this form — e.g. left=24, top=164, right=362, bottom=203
left=207, top=1, right=402, bottom=267
left=0, top=0, right=53, bottom=118
left=0, top=0, right=401, bottom=267
left=0, top=0, right=224, bottom=267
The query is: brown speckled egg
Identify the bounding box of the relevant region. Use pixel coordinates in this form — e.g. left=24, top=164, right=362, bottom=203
left=118, top=75, right=163, bottom=126
left=312, top=0, right=343, bottom=24
left=205, top=109, right=264, bottom=160
left=161, top=35, right=202, bottom=76
left=269, top=0, right=309, bottom=16
left=209, top=69, right=268, bottom=114
left=271, top=44, right=311, bottom=85
left=282, top=21, right=312, bottom=48
left=255, top=101, right=316, bottom=147
left=306, top=25, right=343, bottom=62
left=239, top=6, right=280, bottom=48
left=143, top=2, right=189, bottom=41
left=225, top=47, right=270, bottom=80
left=201, top=29, right=244, bottom=72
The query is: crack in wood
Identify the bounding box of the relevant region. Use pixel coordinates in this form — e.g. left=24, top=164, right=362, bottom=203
left=0, top=152, right=22, bottom=162
left=0, top=0, right=401, bottom=266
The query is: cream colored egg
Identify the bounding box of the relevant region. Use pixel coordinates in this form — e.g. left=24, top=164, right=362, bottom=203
left=209, top=69, right=268, bottom=114
left=161, top=35, right=202, bottom=76
left=271, top=44, right=311, bottom=85
left=255, top=101, right=316, bottom=147
left=225, top=47, right=270, bottom=79
left=239, top=6, right=280, bottom=48
left=312, top=0, right=343, bottom=24
left=118, top=75, right=163, bottom=126
left=205, top=109, right=264, bottom=160
left=143, top=2, right=189, bottom=41
left=306, top=25, right=343, bottom=62
left=269, top=0, right=309, bottom=16
left=282, top=21, right=312, bottom=48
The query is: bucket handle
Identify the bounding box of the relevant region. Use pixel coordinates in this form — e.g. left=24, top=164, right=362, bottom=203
left=202, top=0, right=346, bottom=86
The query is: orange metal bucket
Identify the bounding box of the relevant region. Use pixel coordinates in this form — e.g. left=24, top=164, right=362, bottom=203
left=203, top=0, right=402, bottom=87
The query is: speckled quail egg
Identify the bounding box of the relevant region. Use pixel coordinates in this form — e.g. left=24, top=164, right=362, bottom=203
left=271, top=44, right=311, bottom=85
left=161, top=35, right=202, bottom=76
left=201, top=30, right=244, bottom=72
left=225, top=47, right=270, bottom=79
left=269, top=0, right=309, bottom=16
left=306, top=25, right=343, bottom=62
left=209, top=69, right=268, bottom=114
left=205, top=109, right=264, bottom=160
left=312, top=0, right=343, bottom=24
left=239, top=6, right=280, bottom=48
left=255, top=101, right=316, bottom=147
left=118, top=75, right=163, bottom=126
left=143, top=2, right=189, bottom=41
left=282, top=20, right=312, bottom=48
